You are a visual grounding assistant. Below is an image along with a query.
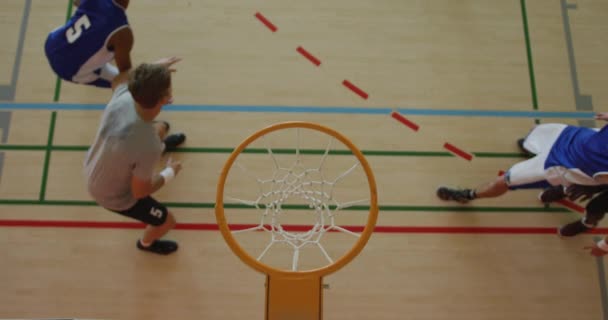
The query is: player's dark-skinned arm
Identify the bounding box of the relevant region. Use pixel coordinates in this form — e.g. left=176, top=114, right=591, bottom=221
left=111, top=71, right=130, bottom=91
left=595, top=112, right=608, bottom=122
left=76, top=0, right=129, bottom=8
left=112, top=28, right=133, bottom=73
left=108, top=26, right=134, bottom=91
left=115, top=0, right=130, bottom=9
left=592, top=174, right=608, bottom=187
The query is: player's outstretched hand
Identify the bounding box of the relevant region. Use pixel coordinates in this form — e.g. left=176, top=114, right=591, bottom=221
left=154, top=57, right=182, bottom=72
left=166, top=157, right=183, bottom=175
left=584, top=243, right=608, bottom=257
left=594, top=112, right=608, bottom=121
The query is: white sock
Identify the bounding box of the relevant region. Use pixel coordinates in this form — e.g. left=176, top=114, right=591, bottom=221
left=582, top=218, right=595, bottom=228
left=139, top=239, right=152, bottom=247
left=100, top=63, right=119, bottom=81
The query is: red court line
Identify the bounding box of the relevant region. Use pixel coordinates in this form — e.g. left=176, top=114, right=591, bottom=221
left=2, top=219, right=607, bottom=235
left=557, top=199, right=586, bottom=214
left=296, top=46, right=321, bottom=66
left=391, top=111, right=419, bottom=132
left=254, top=12, right=277, bottom=32
left=443, top=142, right=473, bottom=161
left=342, top=80, right=369, bottom=100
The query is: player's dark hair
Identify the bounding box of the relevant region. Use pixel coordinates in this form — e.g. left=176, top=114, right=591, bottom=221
left=128, top=63, right=171, bottom=109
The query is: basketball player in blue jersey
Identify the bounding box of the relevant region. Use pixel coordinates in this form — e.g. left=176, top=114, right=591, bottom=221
left=44, top=0, right=132, bottom=88
left=437, top=112, right=608, bottom=238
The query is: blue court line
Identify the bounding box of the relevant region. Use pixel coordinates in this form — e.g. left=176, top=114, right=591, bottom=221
left=0, top=103, right=596, bottom=118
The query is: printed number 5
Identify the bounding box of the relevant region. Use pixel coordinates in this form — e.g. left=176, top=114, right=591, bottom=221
left=66, top=15, right=91, bottom=43
left=149, top=208, right=163, bottom=218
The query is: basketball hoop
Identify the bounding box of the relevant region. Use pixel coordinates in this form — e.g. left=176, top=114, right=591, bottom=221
left=215, top=121, right=378, bottom=319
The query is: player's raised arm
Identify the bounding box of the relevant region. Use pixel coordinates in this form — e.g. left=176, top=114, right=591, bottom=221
left=594, top=112, right=608, bottom=121
left=109, top=27, right=134, bottom=73
left=115, top=0, right=130, bottom=9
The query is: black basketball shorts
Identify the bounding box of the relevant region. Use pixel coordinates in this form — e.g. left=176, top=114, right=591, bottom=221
left=110, top=196, right=168, bottom=226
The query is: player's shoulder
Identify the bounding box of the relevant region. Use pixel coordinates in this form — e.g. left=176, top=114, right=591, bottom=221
left=111, top=82, right=130, bottom=97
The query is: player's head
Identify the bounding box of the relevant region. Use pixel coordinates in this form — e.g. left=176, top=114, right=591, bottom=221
left=128, top=63, right=172, bottom=111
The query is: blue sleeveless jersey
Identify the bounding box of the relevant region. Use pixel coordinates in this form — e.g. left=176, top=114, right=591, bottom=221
left=545, top=125, right=608, bottom=177
left=44, top=0, right=128, bottom=80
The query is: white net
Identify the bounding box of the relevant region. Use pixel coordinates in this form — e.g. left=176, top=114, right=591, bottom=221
left=222, top=127, right=373, bottom=272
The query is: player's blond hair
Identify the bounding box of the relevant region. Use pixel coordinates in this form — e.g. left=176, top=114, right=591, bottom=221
left=128, top=63, right=171, bottom=109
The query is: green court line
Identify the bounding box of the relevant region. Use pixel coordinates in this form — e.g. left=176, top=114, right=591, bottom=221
left=520, top=0, right=541, bottom=126
left=52, top=0, right=74, bottom=102
left=0, top=144, right=526, bottom=159
left=38, top=111, right=57, bottom=201
left=520, top=0, right=538, bottom=110
left=0, top=198, right=570, bottom=213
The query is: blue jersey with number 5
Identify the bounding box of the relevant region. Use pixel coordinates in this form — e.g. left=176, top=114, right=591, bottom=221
left=45, top=0, right=128, bottom=82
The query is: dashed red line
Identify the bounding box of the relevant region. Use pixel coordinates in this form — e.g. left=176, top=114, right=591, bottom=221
left=443, top=142, right=473, bottom=161
left=342, top=80, right=369, bottom=100
left=556, top=199, right=585, bottom=214
left=254, top=12, right=277, bottom=32
left=296, top=46, right=321, bottom=66
left=3, top=219, right=607, bottom=235
left=391, top=111, right=419, bottom=132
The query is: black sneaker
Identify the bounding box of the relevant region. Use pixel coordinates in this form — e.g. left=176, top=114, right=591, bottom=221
left=538, top=186, right=566, bottom=203
left=163, top=133, right=186, bottom=153
left=137, top=239, right=179, bottom=255
left=558, top=220, right=593, bottom=237
left=436, top=186, right=474, bottom=203
left=517, top=138, right=534, bottom=157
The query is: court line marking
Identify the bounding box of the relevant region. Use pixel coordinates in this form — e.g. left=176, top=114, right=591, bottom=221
left=443, top=142, right=473, bottom=161
left=52, top=0, right=75, bottom=102
left=2, top=219, right=607, bottom=235
left=0, top=144, right=527, bottom=159
left=391, top=111, right=419, bottom=131
left=560, top=0, right=595, bottom=129
left=593, top=235, right=608, bottom=320
left=254, top=12, right=277, bottom=32
left=0, top=103, right=597, bottom=119
left=297, top=46, right=321, bottom=66
left=38, top=112, right=57, bottom=201
left=557, top=2, right=606, bottom=313
left=0, top=0, right=31, bottom=101
left=519, top=0, right=539, bottom=111
left=0, top=199, right=574, bottom=213
left=342, top=80, right=369, bottom=100
left=0, top=112, right=11, bottom=184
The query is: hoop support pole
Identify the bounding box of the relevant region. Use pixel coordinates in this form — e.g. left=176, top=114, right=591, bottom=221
left=265, top=274, right=323, bottom=320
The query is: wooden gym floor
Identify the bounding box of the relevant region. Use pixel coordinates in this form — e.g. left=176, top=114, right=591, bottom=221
left=2, top=0, right=608, bottom=319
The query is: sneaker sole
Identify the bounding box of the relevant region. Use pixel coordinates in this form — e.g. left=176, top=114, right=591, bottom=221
left=436, top=186, right=469, bottom=203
